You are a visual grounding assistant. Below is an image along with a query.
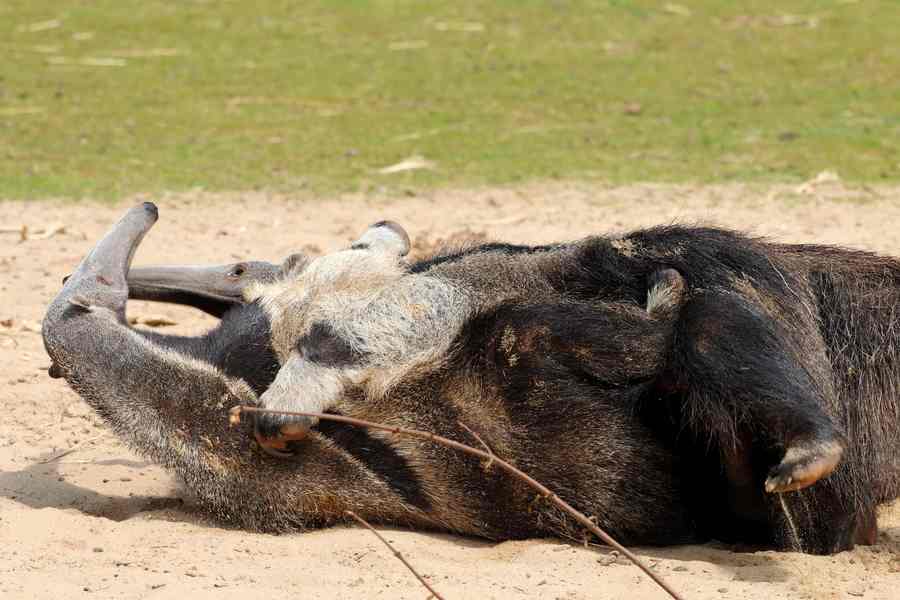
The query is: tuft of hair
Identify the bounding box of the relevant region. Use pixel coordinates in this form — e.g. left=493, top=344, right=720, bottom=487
left=646, top=268, right=686, bottom=318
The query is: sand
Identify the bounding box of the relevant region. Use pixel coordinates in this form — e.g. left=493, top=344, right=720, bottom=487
left=1, top=181, right=899, bottom=600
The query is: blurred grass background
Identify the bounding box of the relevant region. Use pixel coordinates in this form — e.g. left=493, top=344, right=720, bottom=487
left=1, top=1, right=898, bottom=200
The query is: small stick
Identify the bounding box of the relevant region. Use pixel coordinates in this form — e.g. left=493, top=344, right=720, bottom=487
left=230, top=406, right=685, bottom=600
left=37, top=431, right=107, bottom=464
left=457, top=421, right=494, bottom=470
left=345, top=510, right=447, bottom=600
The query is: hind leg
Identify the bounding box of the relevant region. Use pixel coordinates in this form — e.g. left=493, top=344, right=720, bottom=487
left=673, top=291, right=844, bottom=494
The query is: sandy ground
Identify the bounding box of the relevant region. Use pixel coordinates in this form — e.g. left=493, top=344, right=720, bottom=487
left=2, top=181, right=900, bottom=600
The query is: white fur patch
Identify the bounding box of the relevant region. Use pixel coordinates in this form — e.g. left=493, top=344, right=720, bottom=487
left=646, top=281, right=675, bottom=315
left=251, top=227, right=474, bottom=417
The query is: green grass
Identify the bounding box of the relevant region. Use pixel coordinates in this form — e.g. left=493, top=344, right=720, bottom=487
left=1, top=1, right=898, bottom=199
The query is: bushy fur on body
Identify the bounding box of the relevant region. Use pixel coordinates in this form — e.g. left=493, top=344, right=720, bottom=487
left=42, top=204, right=900, bottom=555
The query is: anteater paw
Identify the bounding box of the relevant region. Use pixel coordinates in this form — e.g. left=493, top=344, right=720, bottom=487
left=765, top=438, right=844, bottom=493
left=253, top=410, right=318, bottom=457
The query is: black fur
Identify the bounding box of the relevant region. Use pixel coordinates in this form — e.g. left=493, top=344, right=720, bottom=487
left=137, top=302, right=279, bottom=395
left=408, top=242, right=558, bottom=273
left=299, top=322, right=366, bottom=367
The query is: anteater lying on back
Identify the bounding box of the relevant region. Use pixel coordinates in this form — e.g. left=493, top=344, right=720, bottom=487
left=43, top=204, right=900, bottom=555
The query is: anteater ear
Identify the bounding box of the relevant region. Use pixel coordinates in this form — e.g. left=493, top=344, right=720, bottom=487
left=280, top=253, right=310, bottom=278
left=646, top=268, right=686, bottom=319
left=350, top=220, right=411, bottom=257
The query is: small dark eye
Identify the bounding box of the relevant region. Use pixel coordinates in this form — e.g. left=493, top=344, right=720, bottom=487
left=231, top=264, right=246, bottom=277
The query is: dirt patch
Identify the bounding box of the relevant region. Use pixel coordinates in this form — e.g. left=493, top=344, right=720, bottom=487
left=2, top=182, right=899, bottom=599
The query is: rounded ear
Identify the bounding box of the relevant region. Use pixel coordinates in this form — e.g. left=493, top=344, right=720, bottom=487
left=351, top=220, right=410, bottom=257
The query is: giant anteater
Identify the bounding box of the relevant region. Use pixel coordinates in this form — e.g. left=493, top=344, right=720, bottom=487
left=43, top=203, right=900, bottom=555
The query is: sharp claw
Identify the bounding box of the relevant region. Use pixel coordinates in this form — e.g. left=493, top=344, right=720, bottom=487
left=765, top=439, right=843, bottom=494
left=259, top=444, right=295, bottom=459
left=279, top=422, right=311, bottom=441
left=253, top=426, right=295, bottom=458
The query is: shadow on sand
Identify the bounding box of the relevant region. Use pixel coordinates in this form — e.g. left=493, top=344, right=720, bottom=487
left=5, top=453, right=888, bottom=585
left=0, top=457, right=194, bottom=523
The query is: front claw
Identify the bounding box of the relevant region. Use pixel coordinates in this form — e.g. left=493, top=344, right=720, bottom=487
left=251, top=354, right=335, bottom=457
left=253, top=410, right=319, bottom=457
left=765, top=438, right=844, bottom=493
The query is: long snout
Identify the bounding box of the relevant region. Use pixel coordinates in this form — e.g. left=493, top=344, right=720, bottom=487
left=127, top=261, right=279, bottom=317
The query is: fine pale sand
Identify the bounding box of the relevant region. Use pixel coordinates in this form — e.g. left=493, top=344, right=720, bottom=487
left=2, top=182, right=899, bottom=599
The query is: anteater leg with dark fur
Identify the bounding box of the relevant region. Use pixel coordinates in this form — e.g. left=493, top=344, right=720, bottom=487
left=667, top=291, right=869, bottom=552
left=672, top=290, right=845, bottom=494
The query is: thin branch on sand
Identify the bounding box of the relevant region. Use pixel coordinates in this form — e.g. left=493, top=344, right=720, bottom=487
left=345, top=510, right=447, bottom=600
left=37, top=431, right=108, bottom=464
left=229, top=405, right=685, bottom=600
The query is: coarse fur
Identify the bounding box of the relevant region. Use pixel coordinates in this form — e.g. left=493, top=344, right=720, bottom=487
left=42, top=204, right=900, bottom=555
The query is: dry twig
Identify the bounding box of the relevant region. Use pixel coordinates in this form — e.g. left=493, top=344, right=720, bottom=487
left=345, top=511, right=447, bottom=600
left=230, top=406, right=685, bottom=600
left=37, top=431, right=107, bottom=464
left=457, top=420, right=494, bottom=471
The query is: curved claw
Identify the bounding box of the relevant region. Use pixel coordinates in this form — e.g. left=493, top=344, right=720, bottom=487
left=765, top=438, right=844, bottom=493
left=253, top=419, right=312, bottom=458
left=253, top=426, right=295, bottom=458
